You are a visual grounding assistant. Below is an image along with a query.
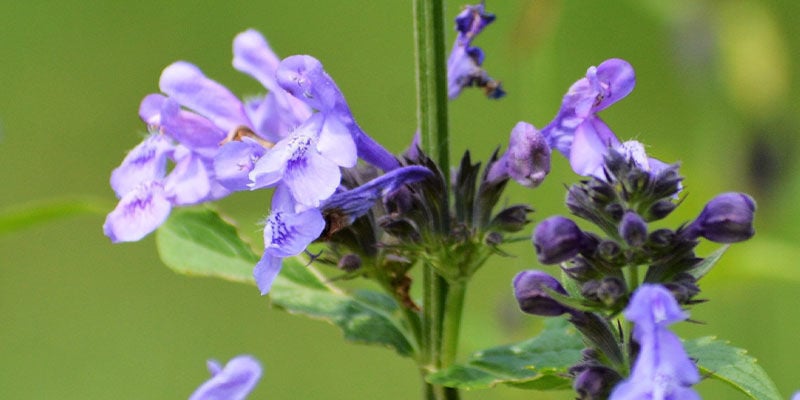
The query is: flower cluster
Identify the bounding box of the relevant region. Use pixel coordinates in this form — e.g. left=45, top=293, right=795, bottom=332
left=512, top=60, right=757, bottom=399
left=105, top=30, right=431, bottom=294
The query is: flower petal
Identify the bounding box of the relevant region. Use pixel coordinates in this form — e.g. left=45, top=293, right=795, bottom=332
left=248, top=140, right=291, bottom=190
left=232, top=29, right=281, bottom=92
left=159, top=98, right=226, bottom=157
left=253, top=253, right=283, bottom=295
left=139, top=94, right=166, bottom=125
left=263, top=208, right=325, bottom=258
left=317, top=114, right=357, bottom=167
left=568, top=119, right=618, bottom=177
left=594, top=58, right=636, bottom=112
left=164, top=149, right=213, bottom=205
left=110, top=134, right=172, bottom=198
left=214, top=138, right=267, bottom=191
left=189, top=355, right=262, bottom=400
left=276, top=55, right=340, bottom=112
left=159, top=61, right=249, bottom=132
left=103, top=181, right=172, bottom=243
left=283, top=149, right=341, bottom=207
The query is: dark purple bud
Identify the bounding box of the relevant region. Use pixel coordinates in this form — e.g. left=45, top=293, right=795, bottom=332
left=562, top=257, right=599, bottom=282
left=533, top=216, right=585, bottom=264
left=693, top=192, right=756, bottom=243
left=619, top=211, right=647, bottom=247
left=484, top=231, right=503, bottom=246
left=604, top=203, right=624, bottom=221
left=596, top=277, right=626, bottom=307
left=596, top=240, right=622, bottom=262
left=646, top=199, right=677, bottom=220
left=489, top=204, right=533, bottom=232
left=573, top=366, right=622, bottom=400
left=513, top=270, right=571, bottom=316
left=337, top=254, right=362, bottom=272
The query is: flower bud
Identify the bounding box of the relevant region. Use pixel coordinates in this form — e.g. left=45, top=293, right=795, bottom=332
left=619, top=211, right=647, bottom=247
left=573, top=366, right=622, bottom=400
left=693, top=192, right=756, bottom=243
left=504, top=122, right=551, bottom=188
left=489, top=204, right=533, bottom=232
left=646, top=199, right=677, bottom=221
left=513, top=270, right=571, bottom=316
left=533, top=216, right=585, bottom=264
left=337, top=254, right=362, bottom=272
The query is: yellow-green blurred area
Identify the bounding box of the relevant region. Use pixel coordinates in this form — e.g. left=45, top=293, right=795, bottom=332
left=1, top=0, right=798, bottom=398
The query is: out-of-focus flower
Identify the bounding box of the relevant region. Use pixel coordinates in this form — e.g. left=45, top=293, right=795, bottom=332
left=686, top=192, right=756, bottom=243
left=513, top=270, right=573, bottom=316
left=487, top=122, right=550, bottom=188
left=542, top=59, right=634, bottom=176
left=532, top=216, right=586, bottom=264
left=609, top=284, right=700, bottom=400
left=447, top=3, right=504, bottom=99
left=189, top=355, right=262, bottom=400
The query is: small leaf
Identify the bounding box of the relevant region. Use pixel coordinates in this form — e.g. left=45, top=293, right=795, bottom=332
left=689, top=245, right=730, bottom=280
left=686, top=336, right=782, bottom=400
left=156, top=207, right=259, bottom=284
left=156, top=207, right=416, bottom=356
left=427, top=317, right=583, bottom=390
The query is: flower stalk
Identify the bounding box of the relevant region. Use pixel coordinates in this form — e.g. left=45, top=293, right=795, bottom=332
left=413, top=1, right=460, bottom=399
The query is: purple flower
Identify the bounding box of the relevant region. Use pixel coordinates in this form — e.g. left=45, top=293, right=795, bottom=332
left=532, top=216, right=586, bottom=264
left=686, top=192, right=756, bottom=243
left=274, top=55, right=400, bottom=172
left=609, top=284, right=700, bottom=400
left=189, top=355, right=262, bottom=400
left=321, top=166, right=433, bottom=224
left=542, top=59, right=635, bottom=176
left=254, top=186, right=326, bottom=295
left=447, top=3, right=504, bottom=99
left=104, top=130, right=226, bottom=243
left=513, top=270, right=572, bottom=316
left=487, top=122, right=551, bottom=188
left=254, top=167, right=431, bottom=294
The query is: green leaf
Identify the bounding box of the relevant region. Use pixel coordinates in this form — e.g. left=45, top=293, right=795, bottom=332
left=156, top=207, right=416, bottom=356
left=156, top=207, right=259, bottom=284
left=427, top=317, right=583, bottom=390
left=686, top=336, right=782, bottom=400
left=0, top=197, right=110, bottom=236
left=270, top=259, right=416, bottom=357
left=689, top=245, right=730, bottom=280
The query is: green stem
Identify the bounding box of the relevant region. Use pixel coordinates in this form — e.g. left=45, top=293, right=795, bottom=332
left=414, top=1, right=458, bottom=399
left=441, top=282, right=466, bottom=368
left=413, top=0, right=450, bottom=178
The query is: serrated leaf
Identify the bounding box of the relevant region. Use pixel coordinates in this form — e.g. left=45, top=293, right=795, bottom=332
left=686, top=336, right=782, bottom=400
left=156, top=207, right=416, bottom=357
left=427, top=318, right=583, bottom=390
left=689, top=245, right=730, bottom=280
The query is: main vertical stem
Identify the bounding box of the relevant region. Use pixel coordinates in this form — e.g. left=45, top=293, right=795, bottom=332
left=413, top=1, right=457, bottom=400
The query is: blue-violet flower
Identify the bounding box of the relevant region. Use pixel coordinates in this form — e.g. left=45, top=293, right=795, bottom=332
left=609, top=284, right=700, bottom=400
left=189, top=355, right=262, bottom=400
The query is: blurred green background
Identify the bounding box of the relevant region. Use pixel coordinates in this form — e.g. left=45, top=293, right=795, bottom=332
left=2, top=0, right=799, bottom=398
